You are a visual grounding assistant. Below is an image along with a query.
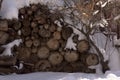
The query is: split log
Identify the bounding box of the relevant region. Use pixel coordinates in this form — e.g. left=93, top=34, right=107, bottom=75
left=0, top=56, right=16, bottom=66
left=0, top=67, right=14, bottom=74
left=39, top=28, right=51, bottom=38
left=48, top=52, right=63, bottom=65
left=32, top=39, right=40, bottom=47
left=81, top=53, right=99, bottom=66
left=77, top=39, right=90, bottom=53
left=64, top=51, right=79, bottom=62
left=25, top=39, right=33, bottom=48
left=0, top=20, right=8, bottom=31
left=18, top=47, right=31, bottom=62
left=53, top=31, right=61, bottom=40
left=47, top=39, right=59, bottom=50
left=61, top=27, right=73, bottom=40
left=37, top=47, right=49, bottom=59
left=35, top=60, right=51, bottom=71
left=0, top=31, right=9, bottom=44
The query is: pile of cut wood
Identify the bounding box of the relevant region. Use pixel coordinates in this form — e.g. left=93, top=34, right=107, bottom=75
left=0, top=3, right=99, bottom=74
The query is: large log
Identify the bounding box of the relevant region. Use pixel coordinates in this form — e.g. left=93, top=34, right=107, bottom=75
left=64, top=51, right=79, bottom=62
left=35, top=60, right=51, bottom=71
left=81, top=53, right=99, bottom=66
left=37, top=47, right=49, bottom=59
left=48, top=52, right=63, bottom=65
left=77, top=39, right=90, bottom=53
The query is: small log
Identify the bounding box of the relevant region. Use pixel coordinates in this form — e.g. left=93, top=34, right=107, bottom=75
left=47, top=39, right=59, bottom=50
left=53, top=31, right=61, bottom=40
left=0, top=31, right=9, bottom=44
left=31, top=22, right=37, bottom=28
left=31, top=47, right=38, bottom=54
left=77, top=39, right=90, bottom=53
left=25, top=39, right=33, bottom=48
left=37, top=47, right=49, bottom=59
left=31, top=4, right=38, bottom=12
left=35, top=60, right=51, bottom=71
left=49, top=24, right=56, bottom=32
left=39, top=28, right=51, bottom=38
left=81, top=53, right=99, bottom=66
left=44, top=24, right=49, bottom=30
left=64, top=51, right=79, bottom=62
left=13, top=21, right=21, bottom=30
left=48, top=52, right=63, bottom=65
left=19, top=7, right=26, bottom=15
left=0, top=20, right=8, bottom=31
left=33, top=39, right=40, bottom=47
left=34, top=15, right=46, bottom=25
left=21, top=27, right=31, bottom=36
left=61, top=27, right=73, bottom=40
left=18, top=47, right=31, bottom=62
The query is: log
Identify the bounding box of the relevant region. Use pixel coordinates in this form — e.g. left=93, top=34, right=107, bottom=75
left=48, top=52, right=63, bottom=65
left=19, top=7, right=26, bottom=15
left=18, top=47, right=31, bottom=62
left=61, top=27, right=73, bottom=40
left=77, top=39, right=90, bottom=53
left=39, top=28, right=51, bottom=38
left=31, top=22, right=37, bottom=28
left=21, top=26, right=31, bottom=36
left=53, top=31, right=61, bottom=40
left=0, top=20, right=8, bottom=31
left=37, top=47, right=49, bottom=59
left=13, top=21, right=21, bottom=30
left=25, top=39, right=33, bottom=48
left=64, top=51, right=79, bottom=62
left=31, top=47, right=38, bottom=54
left=0, top=31, right=9, bottom=44
left=0, top=67, right=14, bottom=74
left=0, top=56, right=16, bottom=66
left=44, top=24, right=49, bottom=30
left=81, top=53, right=99, bottom=66
left=32, top=39, right=40, bottom=47
left=49, top=24, right=56, bottom=32
left=35, top=60, right=51, bottom=71
left=47, top=39, right=59, bottom=50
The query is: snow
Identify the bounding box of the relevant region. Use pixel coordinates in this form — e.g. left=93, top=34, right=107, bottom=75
left=0, top=39, right=22, bottom=56
left=0, top=72, right=120, bottom=80
left=65, top=34, right=77, bottom=50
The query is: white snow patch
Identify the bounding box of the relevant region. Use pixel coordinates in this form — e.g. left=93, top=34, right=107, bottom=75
left=65, top=34, right=76, bottom=50
left=0, top=39, right=22, bottom=56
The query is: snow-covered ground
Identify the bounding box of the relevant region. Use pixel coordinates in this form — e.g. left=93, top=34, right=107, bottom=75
left=0, top=71, right=120, bottom=80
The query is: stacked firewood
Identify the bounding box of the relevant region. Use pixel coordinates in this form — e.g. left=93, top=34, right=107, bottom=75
left=0, top=3, right=99, bottom=74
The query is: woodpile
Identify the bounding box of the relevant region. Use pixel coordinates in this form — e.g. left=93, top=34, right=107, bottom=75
left=0, top=3, right=99, bottom=74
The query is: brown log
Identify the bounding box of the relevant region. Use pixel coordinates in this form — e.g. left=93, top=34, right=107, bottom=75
left=81, top=53, right=99, bottom=66
left=37, top=47, right=49, bottom=59
left=35, top=60, right=51, bottom=71
left=0, top=20, right=8, bottom=31
left=44, top=24, right=49, bottom=30
left=49, top=24, right=56, bottom=32
left=53, top=31, right=61, bottom=40
left=13, top=21, right=21, bottom=30
left=47, top=39, right=59, bottom=50
left=19, top=8, right=26, bottom=15
left=21, top=26, right=31, bottom=36
left=31, top=4, right=38, bottom=12
left=31, top=22, right=37, bottom=28
left=64, top=51, right=79, bottom=62
left=48, top=52, right=63, bottom=65
left=31, top=47, right=38, bottom=54
left=25, top=39, right=33, bottom=48
left=0, top=31, right=9, bottom=44
left=0, top=67, right=14, bottom=74
left=72, top=35, right=79, bottom=43
left=18, top=47, right=31, bottom=62
left=77, top=39, right=90, bottom=53
left=33, top=39, right=40, bottom=47
left=61, top=27, right=73, bottom=40
left=39, top=28, right=51, bottom=38
left=0, top=56, right=16, bottom=66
